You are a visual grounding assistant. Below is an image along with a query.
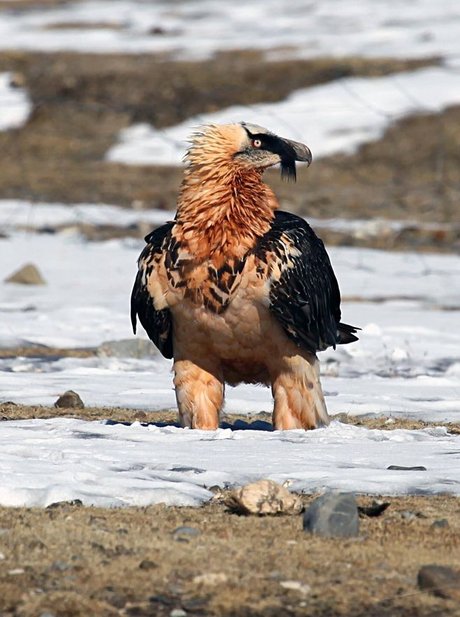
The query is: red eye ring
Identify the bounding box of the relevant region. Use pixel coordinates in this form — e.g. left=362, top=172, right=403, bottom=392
left=253, top=139, right=262, bottom=148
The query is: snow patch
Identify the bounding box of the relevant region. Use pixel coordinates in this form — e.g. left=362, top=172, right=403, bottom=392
left=0, top=73, right=31, bottom=131
left=1, top=418, right=459, bottom=507
left=107, top=67, right=460, bottom=165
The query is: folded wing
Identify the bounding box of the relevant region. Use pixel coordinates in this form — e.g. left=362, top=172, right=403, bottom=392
left=130, top=223, right=174, bottom=359
left=254, top=211, right=359, bottom=354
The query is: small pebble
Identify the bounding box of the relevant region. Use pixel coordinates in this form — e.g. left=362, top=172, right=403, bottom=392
left=8, top=568, right=25, bottom=575
left=139, top=559, right=158, bottom=570
left=418, top=564, right=460, bottom=601
left=431, top=518, right=449, bottom=529
left=387, top=465, right=427, bottom=471
left=172, top=526, right=200, bottom=540
left=5, top=263, right=46, bottom=285
left=193, top=572, right=228, bottom=586
left=401, top=511, right=417, bottom=521
left=54, top=390, right=84, bottom=409
left=170, top=609, right=187, bottom=617
left=280, top=580, right=311, bottom=596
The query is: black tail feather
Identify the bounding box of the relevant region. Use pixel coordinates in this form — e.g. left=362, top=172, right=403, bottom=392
left=337, top=322, right=360, bottom=345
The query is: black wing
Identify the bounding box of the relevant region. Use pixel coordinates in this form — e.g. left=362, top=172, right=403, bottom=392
left=130, top=223, right=174, bottom=359
left=254, top=211, right=358, bottom=354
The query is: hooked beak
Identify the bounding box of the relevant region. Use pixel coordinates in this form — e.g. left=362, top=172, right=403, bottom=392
left=287, top=139, right=312, bottom=166
left=279, top=138, right=312, bottom=181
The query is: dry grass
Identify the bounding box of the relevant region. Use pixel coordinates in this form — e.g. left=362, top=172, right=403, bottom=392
left=0, top=485, right=459, bottom=616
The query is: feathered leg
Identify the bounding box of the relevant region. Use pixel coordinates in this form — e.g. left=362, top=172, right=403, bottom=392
left=270, top=353, right=329, bottom=430
left=173, top=359, right=224, bottom=430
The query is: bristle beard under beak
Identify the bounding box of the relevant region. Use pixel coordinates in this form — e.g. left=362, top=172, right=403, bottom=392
left=280, top=159, right=297, bottom=182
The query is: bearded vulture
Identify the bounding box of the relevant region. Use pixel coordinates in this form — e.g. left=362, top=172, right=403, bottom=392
left=131, top=123, right=358, bottom=430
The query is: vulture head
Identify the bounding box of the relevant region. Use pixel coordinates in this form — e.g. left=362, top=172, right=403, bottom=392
left=185, top=122, right=312, bottom=181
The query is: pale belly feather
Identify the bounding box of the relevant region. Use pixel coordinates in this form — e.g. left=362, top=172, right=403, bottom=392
left=171, top=286, right=294, bottom=385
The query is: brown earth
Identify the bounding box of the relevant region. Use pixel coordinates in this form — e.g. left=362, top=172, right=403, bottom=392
left=2, top=402, right=460, bottom=435
left=1, top=402, right=460, bottom=617
left=1, top=50, right=459, bottom=252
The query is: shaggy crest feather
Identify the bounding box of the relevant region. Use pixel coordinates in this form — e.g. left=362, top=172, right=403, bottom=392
left=177, top=124, right=277, bottom=259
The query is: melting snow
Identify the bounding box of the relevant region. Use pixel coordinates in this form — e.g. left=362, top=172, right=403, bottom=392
left=0, top=0, right=459, bottom=61
left=107, top=67, right=460, bottom=165
left=1, top=418, right=459, bottom=507
left=0, top=73, right=31, bottom=131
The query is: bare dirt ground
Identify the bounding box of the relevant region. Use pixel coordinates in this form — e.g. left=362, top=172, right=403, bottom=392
left=1, top=405, right=460, bottom=616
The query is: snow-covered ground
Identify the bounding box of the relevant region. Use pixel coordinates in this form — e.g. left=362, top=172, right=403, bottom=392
left=108, top=66, right=460, bottom=165
left=1, top=0, right=459, bottom=62
left=0, top=72, right=31, bottom=131
left=1, top=207, right=459, bottom=506
left=1, top=418, right=459, bottom=507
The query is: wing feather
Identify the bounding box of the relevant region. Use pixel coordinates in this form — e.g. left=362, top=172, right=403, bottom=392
left=254, top=211, right=358, bottom=353
left=130, top=223, right=174, bottom=359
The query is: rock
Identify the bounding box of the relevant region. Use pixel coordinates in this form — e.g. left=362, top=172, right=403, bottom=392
left=5, top=263, right=46, bottom=285
left=46, top=499, right=83, bottom=509
left=417, top=565, right=460, bottom=601
left=54, top=390, right=84, bottom=409
left=279, top=580, right=311, bottom=596
left=358, top=500, right=390, bottom=518
left=172, top=526, right=201, bottom=541
left=139, top=559, right=158, bottom=570
left=97, top=338, right=157, bottom=359
left=303, top=492, right=359, bottom=538
left=400, top=510, right=419, bottom=521
left=387, top=465, right=427, bottom=471
left=431, top=518, right=449, bottom=529
left=192, top=572, right=228, bottom=586
left=170, top=609, right=187, bottom=617
left=226, top=479, right=303, bottom=515
left=8, top=568, right=25, bottom=575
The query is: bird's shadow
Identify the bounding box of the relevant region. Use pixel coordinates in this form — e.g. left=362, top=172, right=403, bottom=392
left=104, top=418, right=273, bottom=432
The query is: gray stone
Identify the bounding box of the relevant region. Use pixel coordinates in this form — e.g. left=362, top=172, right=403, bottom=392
left=418, top=564, right=460, bottom=601
left=172, top=526, right=201, bottom=540
left=431, top=518, right=449, bottom=529
left=97, top=338, right=157, bottom=359
left=303, top=492, right=359, bottom=538
left=5, top=263, right=46, bottom=285
left=387, top=465, right=427, bottom=471
left=170, top=609, right=187, bottom=617
left=54, top=390, right=84, bottom=409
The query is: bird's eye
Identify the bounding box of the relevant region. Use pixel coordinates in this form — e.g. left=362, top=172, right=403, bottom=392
left=252, top=139, right=262, bottom=148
